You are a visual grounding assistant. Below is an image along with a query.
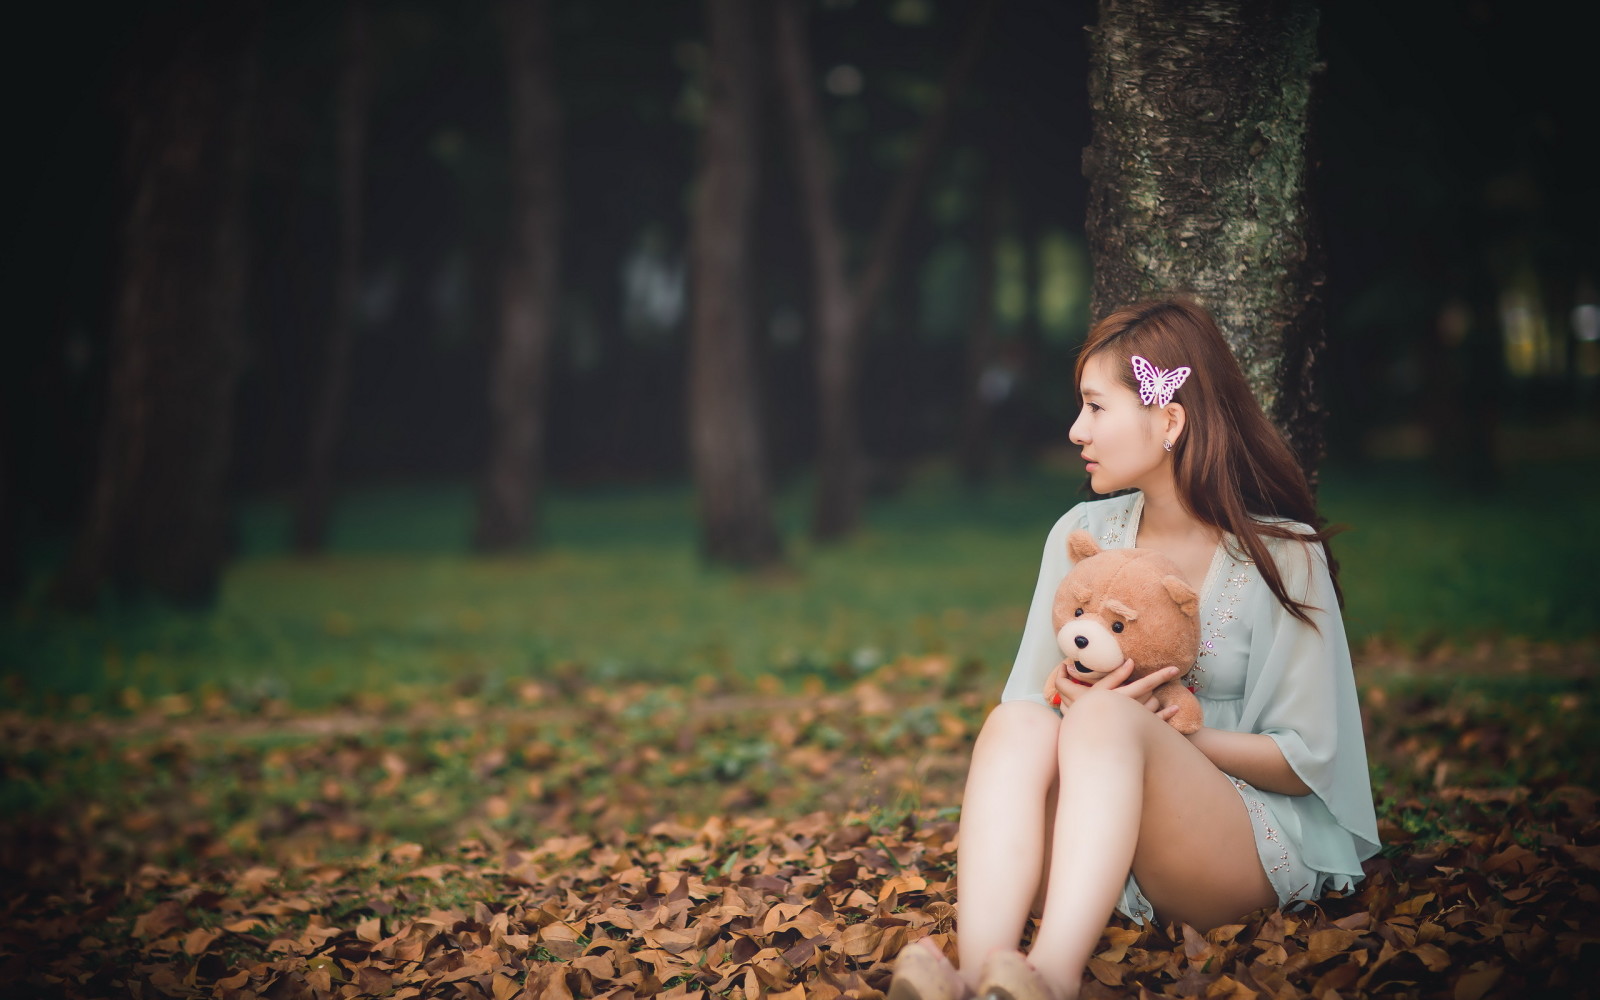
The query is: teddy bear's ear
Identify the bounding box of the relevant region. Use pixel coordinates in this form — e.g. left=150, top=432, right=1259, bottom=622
left=1067, top=530, right=1101, bottom=563
left=1162, top=575, right=1200, bottom=618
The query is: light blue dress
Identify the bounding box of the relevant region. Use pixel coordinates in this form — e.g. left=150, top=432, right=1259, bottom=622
left=999, top=492, right=1381, bottom=923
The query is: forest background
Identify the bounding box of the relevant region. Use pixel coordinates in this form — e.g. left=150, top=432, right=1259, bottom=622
left=2, top=0, right=1597, bottom=998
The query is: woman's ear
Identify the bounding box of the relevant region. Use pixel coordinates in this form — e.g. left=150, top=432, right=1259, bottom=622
left=1163, top=402, right=1187, bottom=446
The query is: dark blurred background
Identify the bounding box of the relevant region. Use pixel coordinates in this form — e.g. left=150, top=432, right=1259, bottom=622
left=5, top=0, right=1595, bottom=581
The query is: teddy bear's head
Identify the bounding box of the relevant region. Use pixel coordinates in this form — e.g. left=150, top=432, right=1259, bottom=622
left=1052, top=530, right=1201, bottom=688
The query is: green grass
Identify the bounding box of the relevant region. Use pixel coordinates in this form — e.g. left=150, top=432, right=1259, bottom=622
left=1316, top=460, right=1598, bottom=643
left=3, top=457, right=1596, bottom=713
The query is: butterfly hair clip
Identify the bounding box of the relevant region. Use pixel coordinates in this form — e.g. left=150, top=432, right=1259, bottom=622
left=1130, top=355, right=1191, bottom=407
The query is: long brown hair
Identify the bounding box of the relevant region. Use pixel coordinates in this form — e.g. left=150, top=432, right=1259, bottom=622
left=1075, top=298, right=1341, bottom=624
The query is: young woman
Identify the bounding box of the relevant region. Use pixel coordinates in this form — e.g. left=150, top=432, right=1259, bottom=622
left=891, top=299, right=1380, bottom=1000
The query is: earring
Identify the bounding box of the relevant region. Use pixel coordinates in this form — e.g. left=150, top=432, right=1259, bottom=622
left=1163, top=440, right=1172, bottom=453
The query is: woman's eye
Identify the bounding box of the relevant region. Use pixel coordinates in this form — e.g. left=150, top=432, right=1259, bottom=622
left=1112, top=621, right=1124, bottom=633
left=1074, top=608, right=1084, bottom=617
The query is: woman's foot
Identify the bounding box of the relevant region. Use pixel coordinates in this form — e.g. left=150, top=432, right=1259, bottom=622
left=888, top=938, right=971, bottom=1000
left=976, top=950, right=1059, bottom=1000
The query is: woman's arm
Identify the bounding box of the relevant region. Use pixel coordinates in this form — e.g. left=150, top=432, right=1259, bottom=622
left=1224, top=533, right=1346, bottom=800
left=1187, top=727, right=1312, bottom=797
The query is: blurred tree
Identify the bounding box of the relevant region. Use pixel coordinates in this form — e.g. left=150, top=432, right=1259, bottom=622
left=294, top=0, right=371, bottom=552
left=772, top=0, right=851, bottom=537
left=1083, top=0, right=1326, bottom=478
left=687, top=0, right=783, bottom=568
left=774, top=0, right=998, bottom=542
left=54, top=3, right=261, bottom=608
left=957, top=166, right=1004, bottom=484
left=0, top=409, right=17, bottom=604
left=475, top=0, right=562, bottom=551
left=777, top=0, right=998, bottom=540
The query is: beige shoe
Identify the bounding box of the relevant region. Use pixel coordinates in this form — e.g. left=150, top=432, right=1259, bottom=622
left=888, top=940, right=969, bottom=1000
left=976, top=950, right=1052, bottom=1000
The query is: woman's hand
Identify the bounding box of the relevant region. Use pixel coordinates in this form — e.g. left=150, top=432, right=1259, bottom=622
left=1048, top=658, right=1182, bottom=722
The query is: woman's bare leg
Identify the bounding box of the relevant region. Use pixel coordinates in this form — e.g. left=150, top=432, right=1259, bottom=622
left=955, top=701, right=1060, bottom=991
left=1026, top=689, right=1275, bottom=999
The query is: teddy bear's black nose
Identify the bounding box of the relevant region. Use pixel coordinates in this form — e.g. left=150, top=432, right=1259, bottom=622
left=1074, top=635, right=1089, bottom=649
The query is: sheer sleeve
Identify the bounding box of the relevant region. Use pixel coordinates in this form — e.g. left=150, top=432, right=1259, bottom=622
left=1239, top=531, right=1381, bottom=869
left=999, top=505, right=1087, bottom=706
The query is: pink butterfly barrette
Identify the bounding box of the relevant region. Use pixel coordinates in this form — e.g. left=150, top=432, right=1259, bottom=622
left=1130, top=355, right=1190, bottom=407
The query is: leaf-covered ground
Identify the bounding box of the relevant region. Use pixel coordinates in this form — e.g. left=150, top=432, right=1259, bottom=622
left=3, top=641, right=1598, bottom=999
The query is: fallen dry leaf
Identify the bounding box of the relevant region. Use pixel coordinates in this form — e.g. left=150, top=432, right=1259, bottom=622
left=1, top=647, right=1596, bottom=999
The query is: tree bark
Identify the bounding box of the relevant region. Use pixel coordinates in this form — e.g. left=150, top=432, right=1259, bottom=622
left=687, top=0, right=783, bottom=568
left=476, top=0, right=563, bottom=551
left=774, top=0, right=998, bottom=541
left=54, top=3, right=260, bottom=608
left=295, top=0, right=371, bottom=553
left=1084, top=0, right=1326, bottom=477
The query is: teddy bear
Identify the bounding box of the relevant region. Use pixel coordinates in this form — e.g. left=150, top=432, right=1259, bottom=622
left=1044, top=529, right=1204, bottom=734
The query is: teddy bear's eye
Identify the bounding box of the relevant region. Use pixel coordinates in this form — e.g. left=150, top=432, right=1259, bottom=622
left=1074, top=608, right=1083, bottom=617
left=1112, top=621, right=1124, bottom=633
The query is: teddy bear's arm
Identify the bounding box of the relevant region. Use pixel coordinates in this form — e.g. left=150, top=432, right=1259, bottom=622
left=1154, top=679, right=1204, bottom=735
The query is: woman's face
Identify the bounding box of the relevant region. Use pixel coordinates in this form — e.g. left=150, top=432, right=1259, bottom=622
left=1069, top=352, right=1168, bottom=494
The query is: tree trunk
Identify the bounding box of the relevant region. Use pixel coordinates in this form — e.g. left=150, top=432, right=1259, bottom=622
left=0, top=405, right=19, bottom=605
left=1013, top=208, right=1045, bottom=461
left=476, top=0, right=563, bottom=551
left=958, top=169, right=1004, bottom=484
left=54, top=4, right=260, bottom=609
left=294, top=0, right=370, bottom=553
left=772, top=0, right=856, bottom=540
left=775, top=0, right=998, bottom=542
left=1083, top=0, right=1326, bottom=477
left=687, top=0, right=783, bottom=568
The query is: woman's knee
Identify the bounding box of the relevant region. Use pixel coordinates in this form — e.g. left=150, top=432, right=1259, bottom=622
left=964, top=709, right=1059, bottom=805
left=1057, top=689, right=1157, bottom=747
left=972, top=700, right=1060, bottom=763
left=982, top=699, right=1060, bottom=735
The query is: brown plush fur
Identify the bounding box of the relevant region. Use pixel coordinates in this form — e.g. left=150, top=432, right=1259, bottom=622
left=1044, top=530, right=1204, bottom=734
